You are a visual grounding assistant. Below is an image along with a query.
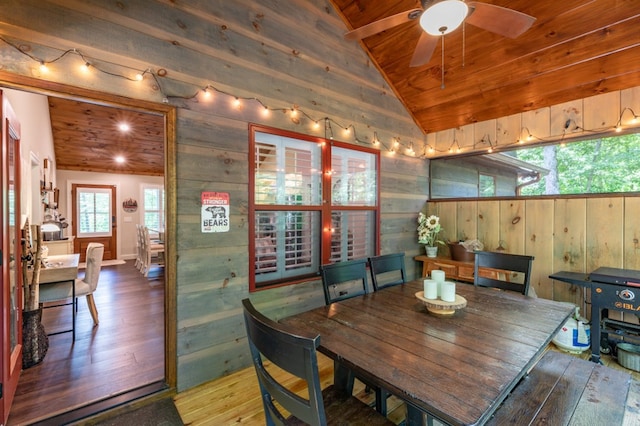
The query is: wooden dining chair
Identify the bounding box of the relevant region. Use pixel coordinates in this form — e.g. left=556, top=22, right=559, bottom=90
left=368, top=252, right=407, bottom=291
left=134, top=224, right=144, bottom=271
left=473, top=251, right=535, bottom=295
left=241, top=298, right=394, bottom=426
left=141, top=226, right=164, bottom=277
left=320, top=259, right=392, bottom=416
left=320, top=258, right=369, bottom=305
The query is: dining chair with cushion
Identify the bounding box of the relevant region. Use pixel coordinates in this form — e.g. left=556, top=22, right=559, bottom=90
left=368, top=252, right=407, bottom=291
left=473, top=250, right=535, bottom=295
left=40, top=242, right=104, bottom=326
left=320, top=258, right=369, bottom=305
left=241, top=298, right=394, bottom=426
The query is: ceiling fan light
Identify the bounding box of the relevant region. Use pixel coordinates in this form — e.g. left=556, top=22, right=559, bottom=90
left=420, top=0, right=469, bottom=36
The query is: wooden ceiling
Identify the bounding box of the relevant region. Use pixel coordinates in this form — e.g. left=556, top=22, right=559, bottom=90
left=48, top=97, right=165, bottom=176
left=330, top=0, right=640, bottom=134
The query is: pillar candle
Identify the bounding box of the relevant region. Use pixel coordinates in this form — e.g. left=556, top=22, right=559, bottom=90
left=441, top=281, right=456, bottom=302
left=430, top=269, right=445, bottom=283
left=423, top=279, right=438, bottom=299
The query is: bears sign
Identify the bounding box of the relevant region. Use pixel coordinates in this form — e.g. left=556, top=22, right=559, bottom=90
left=201, top=192, right=230, bottom=233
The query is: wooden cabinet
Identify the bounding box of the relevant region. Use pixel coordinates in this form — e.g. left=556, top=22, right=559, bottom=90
left=43, top=237, right=74, bottom=256
left=414, top=255, right=502, bottom=283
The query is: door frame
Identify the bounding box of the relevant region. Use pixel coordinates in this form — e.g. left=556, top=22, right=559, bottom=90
left=0, top=91, right=23, bottom=425
left=0, top=70, right=177, bottom=399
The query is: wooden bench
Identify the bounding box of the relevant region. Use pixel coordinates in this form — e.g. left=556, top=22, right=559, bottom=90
left=487, top=350, right=633, bottom=425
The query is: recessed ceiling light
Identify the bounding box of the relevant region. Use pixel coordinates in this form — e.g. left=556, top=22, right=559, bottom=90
left=115, top=156, right=126, bottom=164
left=118, top=123, right=130, bottom=132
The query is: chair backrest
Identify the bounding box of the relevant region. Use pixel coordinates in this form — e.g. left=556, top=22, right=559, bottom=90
left=473, top=251, right=534, bottom=295
left=320, top=259, right=369, bottom=305
left=83, top=242, right=104, bottom=291
left=241, top=298, right=327, bottom=426
left=368, top=252, right=406, bottom=291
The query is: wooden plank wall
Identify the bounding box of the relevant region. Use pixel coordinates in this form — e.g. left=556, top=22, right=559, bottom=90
left=0, top=0, right=428, bottom=391
left=428, top=196, right=640, bottom=322
left=425, top=87, right=640, bottom=159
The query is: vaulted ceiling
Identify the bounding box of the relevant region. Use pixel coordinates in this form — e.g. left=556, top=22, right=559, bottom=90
left=329, top=0, right=640, bottom=134
left=47, top=1, right=639, bottom=173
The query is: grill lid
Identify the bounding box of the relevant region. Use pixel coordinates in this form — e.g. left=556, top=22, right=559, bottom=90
left=589, top=267, right=640, bottom=286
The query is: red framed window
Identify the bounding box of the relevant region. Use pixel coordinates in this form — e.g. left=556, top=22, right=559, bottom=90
left=249, top=124, right=380, bottom=291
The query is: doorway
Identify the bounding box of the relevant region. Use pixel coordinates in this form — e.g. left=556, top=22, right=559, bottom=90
left=0, top=73, right=176, bottom=423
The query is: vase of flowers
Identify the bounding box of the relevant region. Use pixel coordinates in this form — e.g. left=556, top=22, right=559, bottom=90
left=418, top=213, right=444, bottom=257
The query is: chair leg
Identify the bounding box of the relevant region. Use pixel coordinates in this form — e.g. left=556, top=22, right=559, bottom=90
left=86, top=294, right=99, bottom=325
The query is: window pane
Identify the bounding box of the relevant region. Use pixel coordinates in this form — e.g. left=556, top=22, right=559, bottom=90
left=255, top=210, right=320, bottom=284
left=331, top=147, right=377, bottom=206
left=329, top=210, right=375, bottom=263
left=143, top=186, right=165, bottom=230
left=255, top=132, right=322, bottom=205
left=78, top=189, right=111, bottom=236
left=479, top=174, right=496, bottom=197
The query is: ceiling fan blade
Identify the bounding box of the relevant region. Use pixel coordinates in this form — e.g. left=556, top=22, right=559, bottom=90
left=344, top=8, right=422, bottom=41
left=410, top=32, right=438, bottom=67
left=466, top=2, right=536, bottom=39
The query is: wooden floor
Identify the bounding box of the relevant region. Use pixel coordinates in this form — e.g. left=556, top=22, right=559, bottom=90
left=8, top=260, right=165, bottom=426
left=174, top=338, right=640, bottom=425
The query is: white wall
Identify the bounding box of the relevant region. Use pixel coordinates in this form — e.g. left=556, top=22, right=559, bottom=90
left=56, top=170, right=163, bottom=259
left=2, top=88, right=164, bottom=259
left=3, top=88, right=55, bottom=227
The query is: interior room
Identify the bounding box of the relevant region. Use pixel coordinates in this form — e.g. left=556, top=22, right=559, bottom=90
left=1, top=1, right=640, bottom=425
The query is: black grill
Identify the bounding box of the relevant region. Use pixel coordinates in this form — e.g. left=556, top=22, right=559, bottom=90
left=550, top=267, right=640, bottom=363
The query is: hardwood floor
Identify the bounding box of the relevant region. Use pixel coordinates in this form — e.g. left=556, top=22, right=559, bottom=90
left=174, top=342, right=640, bottom=425
left=9, top=260, right=165, bottom=426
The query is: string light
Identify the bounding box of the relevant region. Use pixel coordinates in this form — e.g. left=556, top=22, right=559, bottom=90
left=3, top=35, right=639, bottom=159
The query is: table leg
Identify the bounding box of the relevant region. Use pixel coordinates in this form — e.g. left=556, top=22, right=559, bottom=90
left=333, top=361, right=354, bottom=394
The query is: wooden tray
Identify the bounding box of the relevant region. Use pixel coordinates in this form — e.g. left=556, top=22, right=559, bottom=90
left=415, top=291, right=467, bottom=316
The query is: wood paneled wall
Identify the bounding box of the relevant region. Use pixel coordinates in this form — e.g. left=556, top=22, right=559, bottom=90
left=0, top=0, right=427, bottom=391
left=426, top=88, right=640, bottom=158
left=427, top=196, right=640, bottom=322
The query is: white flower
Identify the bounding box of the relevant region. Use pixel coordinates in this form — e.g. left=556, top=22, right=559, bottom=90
left=417, top=213, right=444, bottom=246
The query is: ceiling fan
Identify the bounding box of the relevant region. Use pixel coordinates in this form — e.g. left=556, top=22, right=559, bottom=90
left=345, top=0, right=536, bottom=67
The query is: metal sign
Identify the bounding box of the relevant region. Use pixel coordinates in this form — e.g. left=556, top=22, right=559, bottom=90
left=201, top=192, right=230, bottom=233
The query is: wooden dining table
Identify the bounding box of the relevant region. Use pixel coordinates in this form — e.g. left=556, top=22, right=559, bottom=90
left=281, top=279, right=575, bottom=426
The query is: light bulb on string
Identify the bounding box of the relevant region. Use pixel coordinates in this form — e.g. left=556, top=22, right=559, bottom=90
left=39, top=61, right=48, bottom=73
left=233, top=97, right=241, bottom=108
left=312, top=121, right=320, bottom=130
left=80, top=62, right=91, bottom=73
left=261, top=106, right=270, bottom=117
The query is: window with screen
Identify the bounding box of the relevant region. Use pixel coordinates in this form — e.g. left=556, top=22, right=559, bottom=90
left=250, top=125, right=379, bottom=290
